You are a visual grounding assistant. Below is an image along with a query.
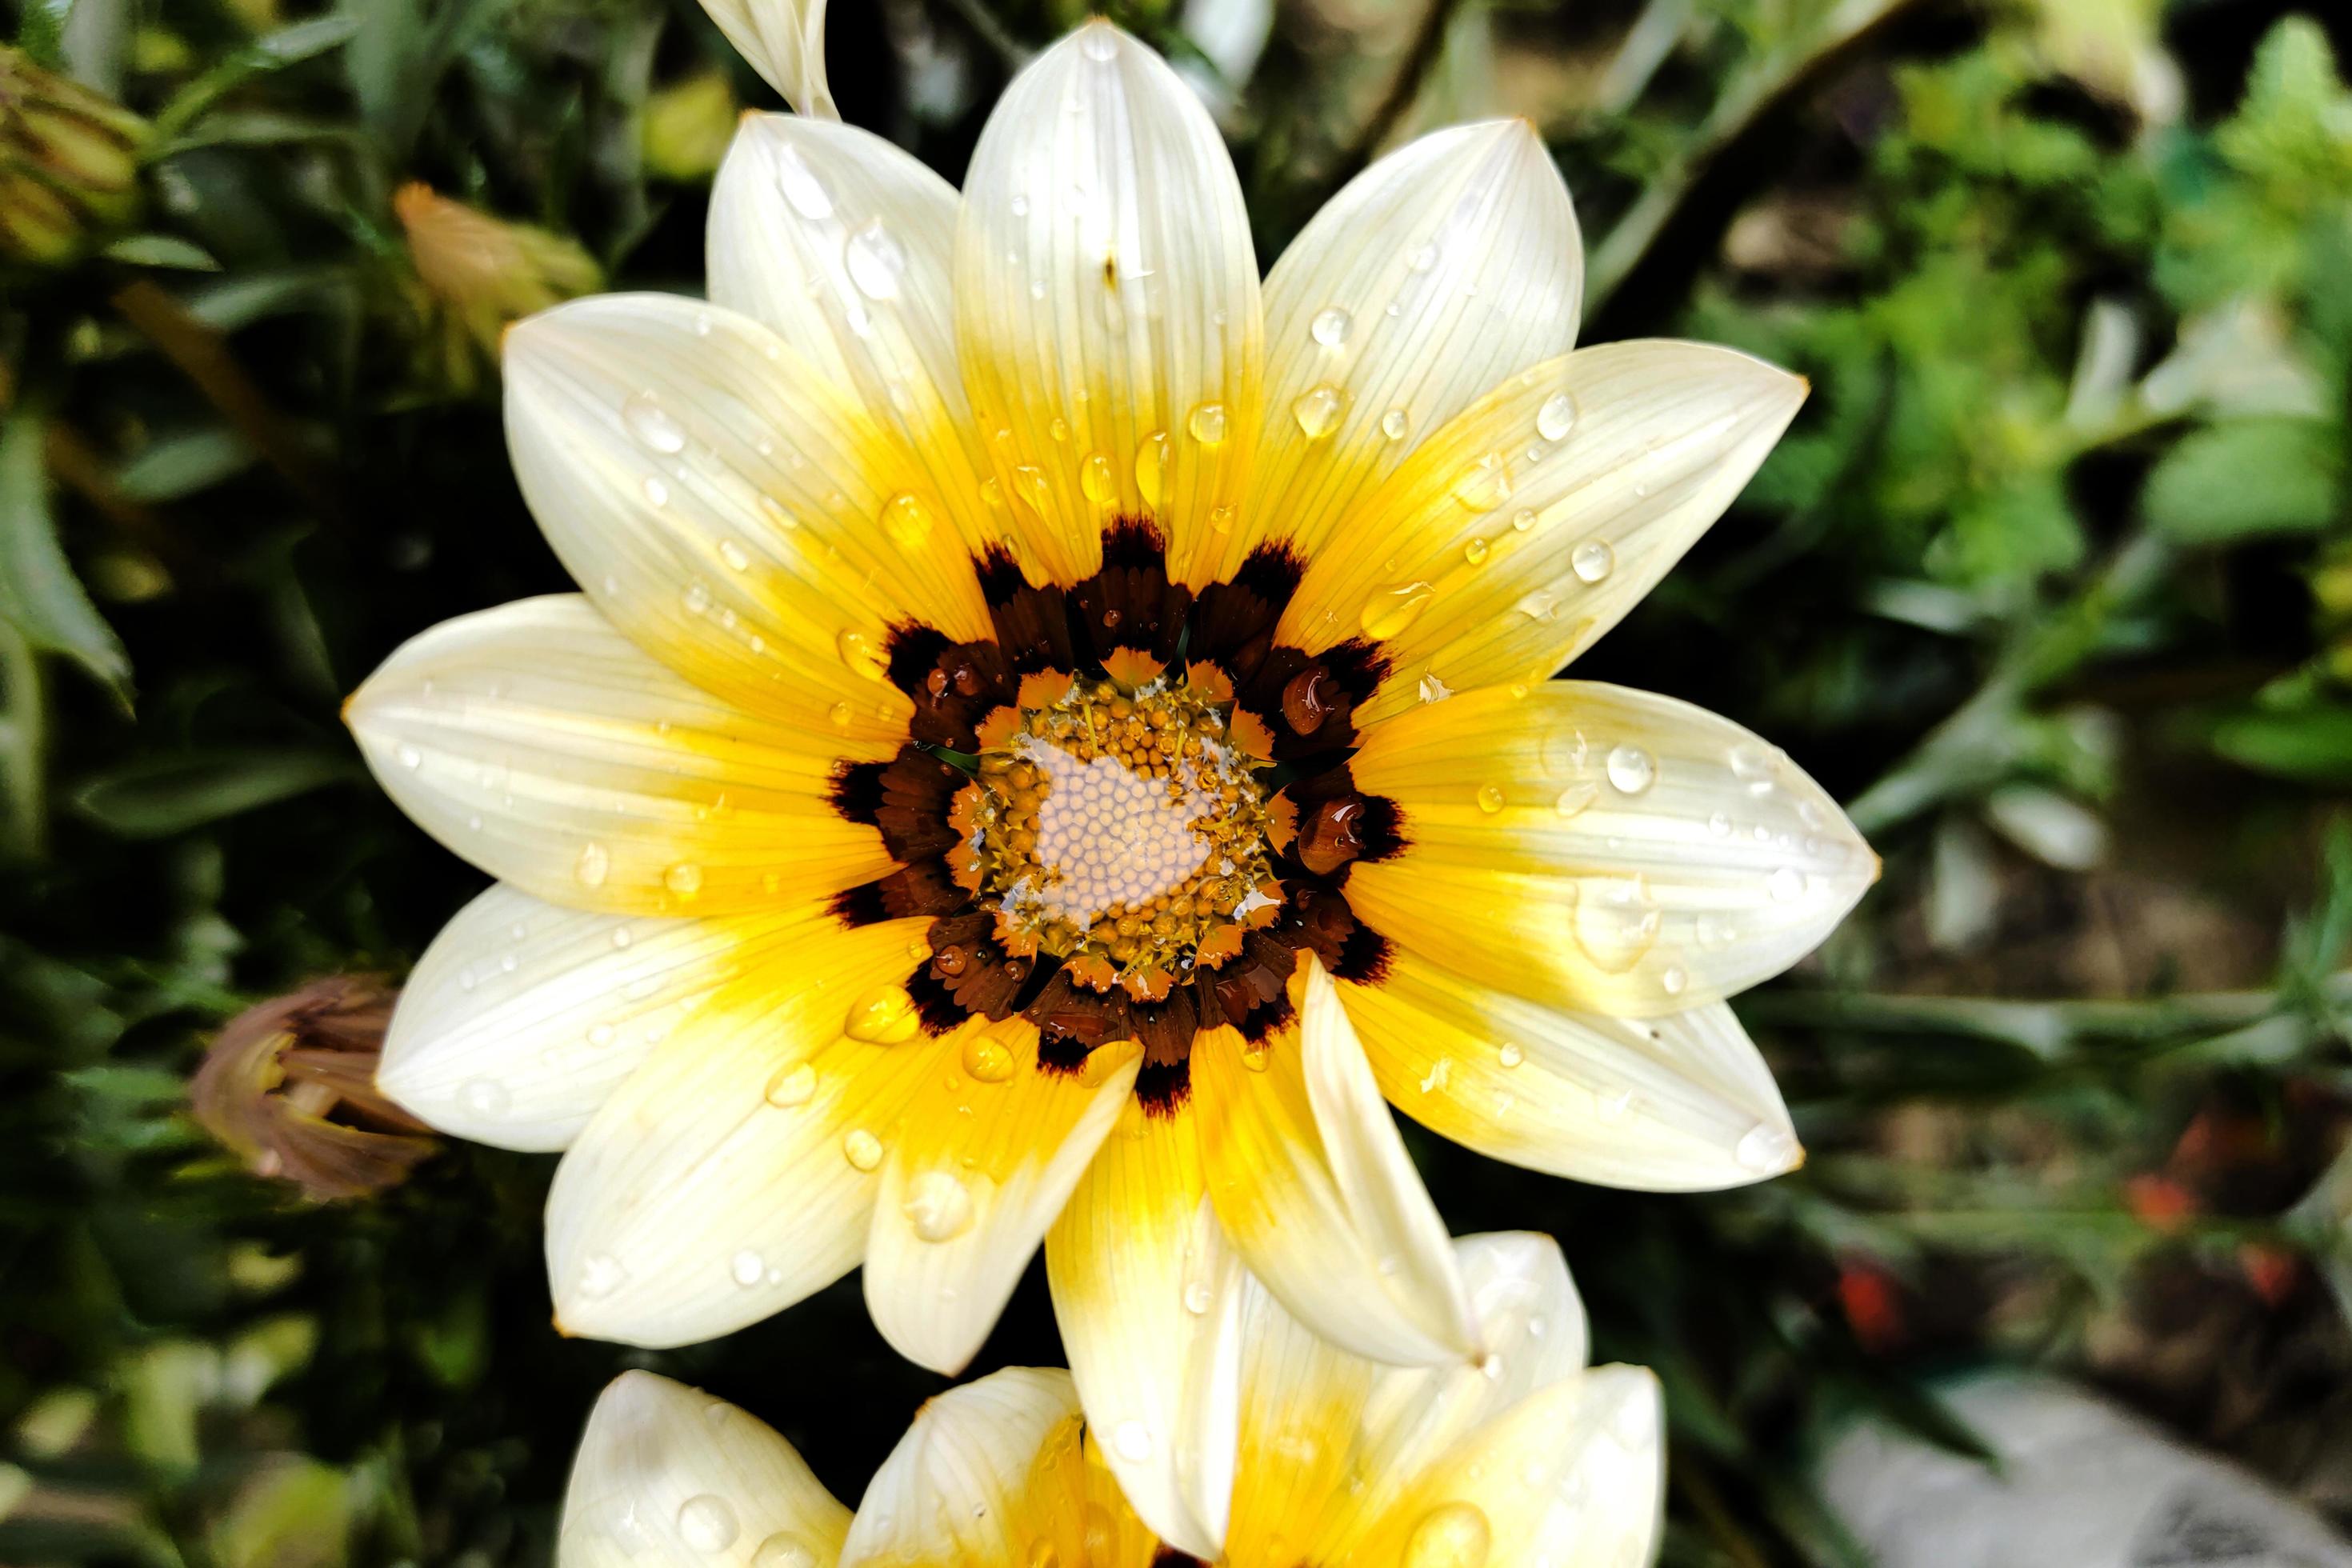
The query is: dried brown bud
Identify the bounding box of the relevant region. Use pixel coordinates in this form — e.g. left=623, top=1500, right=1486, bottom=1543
left=190, top=977, right=434, bottom=1202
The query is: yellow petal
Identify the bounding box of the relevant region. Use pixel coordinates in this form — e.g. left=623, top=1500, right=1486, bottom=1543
left=709, top=113, right=997, bottom=566
left=1222, top=1267, right=1378, bottom=1568
left=559, top=1370, right=850, bottom=1567
left=1346, top=1364, right=1665, bottom=1568
left=1276, top=340, right=1806, bottom=724
left=544, top=911, right=938, bottom=1347
left=864, top=1023, right=1140, bottom=1374
left=1344, top=949, right=1802, bottom=1189
left=1193, top=956, right=1478, bottom=1367
left=502, top=294, right=991, bottom=742
left=346, top=595, right=889, bottom=916
left=838, top=1367, right=1115, bottom=1568
left=1045, top=1101, right=1243, bottom=1558
left=953, top=21, right=1262, bottom=588
left=380, top=884, right=761, bottom=1152
left=1346, top=682, right=1874, bottom=1016
left=1253, top=1230, right=1595, bottom=1559
left=698, top=0, right=835, bottom=118
left=1238, top=121, right=1581, bottom=582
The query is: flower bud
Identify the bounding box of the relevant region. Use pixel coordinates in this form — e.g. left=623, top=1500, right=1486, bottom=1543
left=191, top=976, right=435, bottom=1202
left=0, top=47, right=146, bottom=267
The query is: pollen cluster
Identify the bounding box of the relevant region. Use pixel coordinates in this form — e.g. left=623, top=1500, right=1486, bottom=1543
left=962, top=670, right=1282, bottom=1001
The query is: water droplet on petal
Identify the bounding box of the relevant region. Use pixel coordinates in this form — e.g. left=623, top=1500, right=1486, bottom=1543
left=881, top=491, right=934, bottom=547
left=1402, top=1501, right=1491, bottom=1568
left=1113, top=1421, right=1153, bottom=1462
left=752, top=1534, right=821, bottom=1568
left=1463, top=537, right=1489, bottom=566
left=1737, top=1122, right=1798, bottom=1173
left=1605, top=744, right=1655, bottom=794
left=1662, top=965, right=1688, bottom=996
left=845, top=219, right=907, bottom=299
left=842, top=1129, right=884, bottom=1170
left=664, top=862, right=704, bottom=898
left=730, top=1249, right=766, bottom=1286
left=902, top=1170, right=976, bottom=1242
left=1134, top=430, right=1170, bottom=505
left=765, top=1062, right=817, bottom=1107
left=1080, top=25, right=1119, bottom=60
left=394, top=742, right=422, bottom=769
left=1240, top=1038, right=1272, bottom=1073
left=1359, top=581, right=1434, bottom=639
left=574, top=842, right=610, bottom=886
left=718, top=538, right=751, bottom=571
left=622, top=392, right=686, bottom=454
left=838, top=628, right=888, bottom=680
left=1512, top=508, right=1536, bottom=532
left=1767, top=865, right=1807, bottom=904
left=960, top=1032, right=1019, bottom=1083
left=1554, top=782, right=1598, bottom=818
left=1182, top=1279, right=1214, bottom=1314
left=1080, top=450, right=1117, bottom=505
left=1476, top=783, right=1505, bottom=814
left=1570, top=877, right=1661, bottom=973
left=1310, top=306, right=1352, bottom=347
left=1188, top=402, right=1229, bottom=445
left=845, top=985, right=922, bottom=1044
left=1537, top=390, right=1579, bottom=441
left=1498, top=1042, right=1524, bottom=1069
left=641, top=474, right=670, bottom=508
left=1571, top=540, right=1615, bottom=583
left=1450, top=452, right=1511, bottom=510
left=771, top=143, right=834, bottom=220
left=1208, top=502, right=1238, bottom=532
left=577, top=1251, right=626, bottom=1298
left=1292, top=384, right=1346, bottom=440
left=459, top=1078, right=508, bottom=1115
left=676, top=1494, right=740, bottom=1553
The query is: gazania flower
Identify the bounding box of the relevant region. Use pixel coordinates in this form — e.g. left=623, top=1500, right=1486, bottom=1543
left=348, top=6, right=1870, bottom=1554
left=558, top=1232, right=1662, bottom=1566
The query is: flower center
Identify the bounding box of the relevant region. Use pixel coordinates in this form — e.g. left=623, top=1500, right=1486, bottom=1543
left=962, top=673, right=1281, bottom=1002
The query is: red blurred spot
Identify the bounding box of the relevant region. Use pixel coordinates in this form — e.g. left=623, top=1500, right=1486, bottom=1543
left=1838, top=1264, right=1902, bottom=1351
left=2238, top=1242, right=2299, bottom=1306
left=2124, top=1174, right=2198, bottom=1230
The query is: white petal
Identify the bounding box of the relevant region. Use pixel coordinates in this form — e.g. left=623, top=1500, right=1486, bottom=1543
left=838, top=1367, right=1085, bottom=1568
left=380, top=884, right=756, bottom=1152
left=862, top=1027, right=1140, bottom=1374
left=502, top=294, right=992, bottom=740
left=954, top=20, right=1262, bottom=588
left=708, top=113, right=992, bottom=539
left=698, top=0, right=835, bottom=117
left=1345, top=681, right=1876, bottom=1014
left=1194, top=956, right=1478, bottom=1366
left=1046, top=1103, right=1244, bottom=1558
left=1238, top=120, right=1581, bottom=582
left=544, top=914, right=938, bottom=1349
left=1346, top=950, right=1802, bottom=1190
left=558, top=1370, right=850, bottom=1568
left=1276, top=340, right=1806, bottom=723
left=346, top=595, right=888, bottom=915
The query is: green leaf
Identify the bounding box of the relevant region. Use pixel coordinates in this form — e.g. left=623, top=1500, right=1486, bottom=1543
left=70, top=748, right=355, bottom=838
left=101, top=233, right=222, bottom=270
left=2143, top=418, right=2342, bottom=542
left=114, top=428, right=257, bottom=501
left=2210, top=702, right=2352, bottom=784
left=150, top=14, right=362, bottom=140
left=0, top=413, right=131, bottom=702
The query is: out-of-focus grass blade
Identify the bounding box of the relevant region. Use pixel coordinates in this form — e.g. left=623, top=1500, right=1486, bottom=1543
left=114, top=429, right=257, bottom=502
left=150, top=15, right=362, bottom=142
left=0, top=413, right=132, bottom=705
left=70, top=748, right=354, bottom=838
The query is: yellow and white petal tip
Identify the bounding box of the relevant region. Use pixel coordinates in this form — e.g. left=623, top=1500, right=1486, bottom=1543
left=699, top=0, right=837, bottom=118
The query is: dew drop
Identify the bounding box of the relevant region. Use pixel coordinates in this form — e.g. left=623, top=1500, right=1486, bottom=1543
left=844, top=985, right=922, bottom=1044
left=880, top=491, right=934, bottom=548
left=1662, top=965, right=1688, bottom=996
left=641, top=474, right=670, bottom=508
left=1240, top=1038, right=1272, bottom=1073
left=395, top=742, right=422, bottom=769
left=622, top=392, right=687, bottom=454
left=842, top=1129, right=884, bottom=1170
left=1182, top=1279, right=1214, bottom=1314
left=1402, top=1501, right=1491, bottom=1568
left=1359, top=581, right=1435, bottom=639
left=1418, top=671, right=1454, bottom=704
left=771, top=143, right=834, bottom=220
left=902, top=1170, right=976, bottom=1242
left=828, top=700, right=853, bottom=726
left=764, top=1062, right=817, bottom=1107
left=1463, top=537, right=1489, bottom=566
left=1079, top=450, right=1117, bottom=505
left=960, top=1032, right=1019, bottom=1083
left=1408, top=242, right=1439, bottom=273
left=577, top=1251, right=626, bottom=1298
left=718, top=538, right=751, bottom=571
left=459, top=1078, right=509, bottom=1115
left=730, top=1249, right=766, bottom=1286
left=1511, top=508, right=1536, bottom=533
left=758, top=494, right=798, bottom=532
left=1113, top=1421, right=1153, bottom=1462
left=1570, top=877, right=1662, bottom=974
left=1134, top=430, right=1170, bottom=506
left=675, top=1494, right=740, bottom=1553
left=1450, top=452, right=1511, bottom=510
left=1554, top=782, right=1598, bottom=818
left=845, top=219, right=907, bottom=299
left=1476, top=783, right=1505, bottom=814
left=1604, top=744, right=1655, bottom=795
left=1571, top=540, right=1615, bottom=584
left=752, top=1534, right=820, bottom=1568
left=1187, top=402, right=1229, bottom=445
left=1598, top=1087, right=1635, bottom=1121
left=1536, top=390, right=1579, bottom=441
left=1767, top=865, right=1807, bottom=904
left=1292, top=384, right=1346, bottom=440
left=663, top=862, right=704, bottom=898
left=1208, top=503, right=1237, bottom=533
left=1737, top=1122, right=1798, bottom=1173
left=838, top=628, right=888, bottom=680
left=1380, top=409, right=1410, bottom=442
left=1079, top=24, right=1119, bottom=60
left=1498, top=1042, right=1524, bottom=1069
left=1310, top=306, right=1353, bottom=347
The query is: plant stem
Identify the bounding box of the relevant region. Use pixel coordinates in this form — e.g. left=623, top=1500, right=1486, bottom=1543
left=0, top=619, right=48, bottom=858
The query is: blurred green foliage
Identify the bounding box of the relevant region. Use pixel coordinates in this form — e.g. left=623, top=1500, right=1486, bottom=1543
left=2, top=0, right=2350, bottom=1564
